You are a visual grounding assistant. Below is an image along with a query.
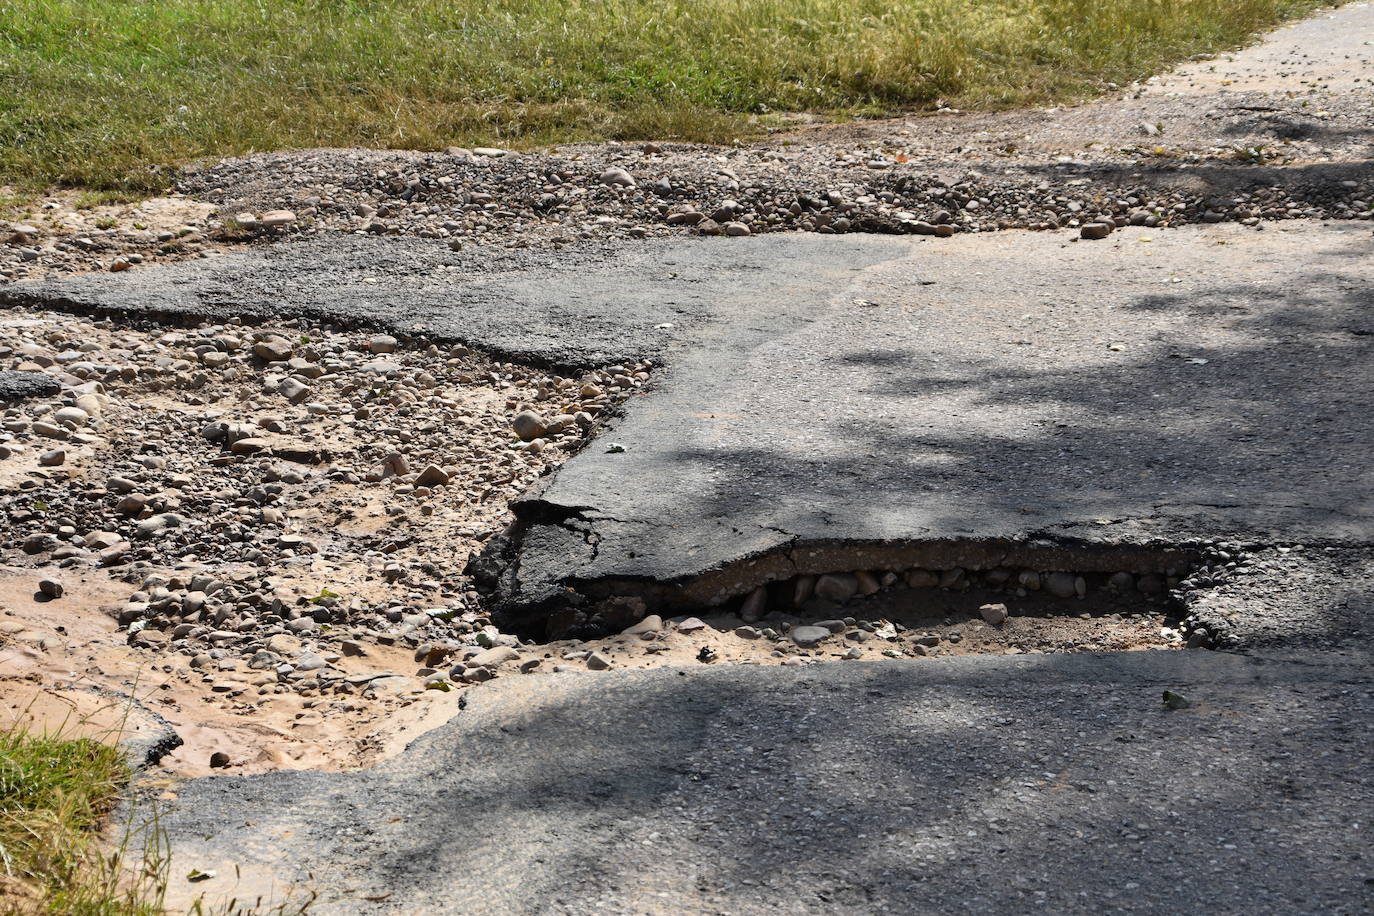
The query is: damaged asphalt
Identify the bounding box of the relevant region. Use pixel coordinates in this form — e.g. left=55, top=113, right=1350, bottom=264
left=7, top=188, right=1374, bottom=916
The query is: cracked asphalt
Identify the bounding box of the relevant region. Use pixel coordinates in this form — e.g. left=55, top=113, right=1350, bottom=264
left=6, top=5, right=1374, bottom=910
left=32, top=218, right=1371, bottom=915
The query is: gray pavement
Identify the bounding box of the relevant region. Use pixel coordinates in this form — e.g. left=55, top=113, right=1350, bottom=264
left=160, top=636, right=1374, bottom=915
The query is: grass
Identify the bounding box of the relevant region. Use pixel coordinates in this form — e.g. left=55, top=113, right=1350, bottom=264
left=0, top=725, right=166, bottom=915
left=0, top=0, right=1343, bottom=192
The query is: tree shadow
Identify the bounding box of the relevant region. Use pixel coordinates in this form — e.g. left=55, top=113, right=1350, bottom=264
left=155, top=643, right=1374, bottom=913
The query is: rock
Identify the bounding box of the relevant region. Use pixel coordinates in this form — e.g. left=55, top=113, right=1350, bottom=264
left=1045, top=572, right=1078, bottom=599
left=980, top=603, right=1009, bottom=626
left=278, top=377, right=311, bottom=403
left=53, top=406, right=89, bottom=426
left=414, top=465, right=450, bottom=487
left=586, top=651, right=613, bottom=670
left=905, top=569, right=939, bottom=588
left=790, top=625, right=831, bottom=648
left=1137, top=573, right=1166, bottom=595
left=1080, top=222, right=1113, bottom=240
left=938, top=567, right=966, bottom=589
left=598, top=167, right=636, bottom=188
left=266, top=634, right=302, bottom=656
left=813, top=573, right=859, bottom=603
left=722, top=221, right=752, bottom=237
left=469, top=646, right=520, bottom=668
left=815, top=619, right=847, bottom=633
left=32, top=421, right=67, bottom=439
left=38, top=448, right=65, bottom=466
left=295, top=651, right=327, bottom=671
left=260, top=210, right=296, bottom=228
left=734, top=625, right=761, bottom=639
left=1108, top=571, right=1136, bottom=592
left=511, top=410, right=547, bottom=441
left=854, top=570, right=881, bottom=596
left=38, top=578, right=64, bottom=598
left=792, top=575, right=816, bottom=606
left=135, top=512, right=186, bottom=538
left=22, top=534, right=58, bottom=554
left=738, top=586, right=767, bottom=622
left=622, top=615, right=663, bottom=637
left=368, top=335, right=398, bottom=354
left=675, top=617, right=708, bottom=632
left=253, top=338, right=294, bottom=362
left=209, top=751, right=232, bottom=768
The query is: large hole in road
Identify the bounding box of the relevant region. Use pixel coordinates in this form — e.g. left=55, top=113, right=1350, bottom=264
left=478, top=537, right=1247, bottom=659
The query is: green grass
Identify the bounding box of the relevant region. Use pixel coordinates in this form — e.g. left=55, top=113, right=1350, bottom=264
left=0, top=726, right=165, bottom=915
left=0, top=0, right=1341, bottom=192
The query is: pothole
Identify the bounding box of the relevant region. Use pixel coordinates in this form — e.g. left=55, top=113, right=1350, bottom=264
left=479, top=536, right=1249, bottom=656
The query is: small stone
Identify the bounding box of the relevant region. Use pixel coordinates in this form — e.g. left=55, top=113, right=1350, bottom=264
left=38, top=448, right=65, bottom=466
left=368, top=335, right=398, bottom=354
left=414, top=465, right=450, bottom=487
left=209, top=751, right=231, bottom=768
left=790, top=626, right=831, bottom=648
left=469, top=646, right=520, bottom=668
left=598, top=167, right=636, bottom=188
left=586, top=651, right=613, bottom=670
left=1080, top=222, right=1113, bottom=240
left=722, top=221, right=752, bottom=237
left=38, top=578, right=64, bottom=598
left=980, top=603, right=1009, bottom=626
left=622, top=615, right=663, bottom=637
left=53, top=406, right=89, bottom=427
left=260, top=210, right=296, bottom=228
left=278, top=377, right=311, bottom=403
left=734, top=625, right=761, bottom=639
left=511, top=410, right=547, bottom=442
left=253, top=339, right=293, bottom=362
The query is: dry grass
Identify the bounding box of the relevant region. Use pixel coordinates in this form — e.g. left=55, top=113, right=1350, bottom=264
left=0, top=0, right=1343, bottom=191
left=0, top=724, right=166, bottom=915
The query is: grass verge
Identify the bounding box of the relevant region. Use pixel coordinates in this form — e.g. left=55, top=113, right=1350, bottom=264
left=0, top=0, right=1344, bottom=191
left=0, top=724, right=165, bottom=915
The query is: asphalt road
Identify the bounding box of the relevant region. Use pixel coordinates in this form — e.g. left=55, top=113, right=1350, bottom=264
left=159, top=640, right=1373, bottom=915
